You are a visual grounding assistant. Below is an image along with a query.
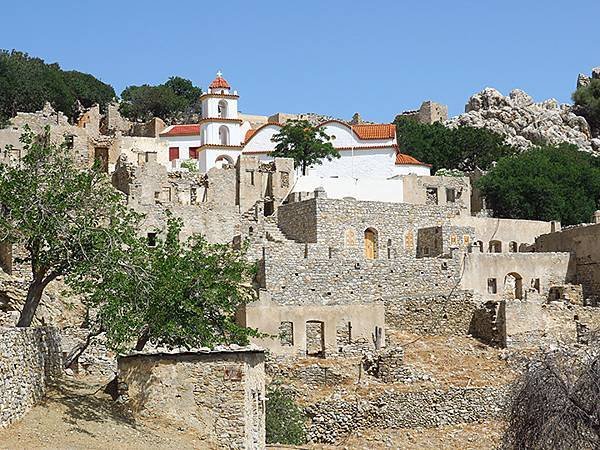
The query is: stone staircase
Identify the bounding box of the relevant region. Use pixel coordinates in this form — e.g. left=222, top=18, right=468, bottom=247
left=263, top=216, right=295, bottom=243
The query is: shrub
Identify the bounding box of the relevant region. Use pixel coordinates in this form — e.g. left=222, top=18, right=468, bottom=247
left=394, top=115, right=516, bottom=173
left=573, top=79, right=600, bottom=133
left=265, top=385, right=306, bottom=445
left=477, top=143, right=600, bottom=225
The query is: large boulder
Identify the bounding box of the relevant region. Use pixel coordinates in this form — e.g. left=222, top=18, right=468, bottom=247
left=448, top=87, right=594, bottom=152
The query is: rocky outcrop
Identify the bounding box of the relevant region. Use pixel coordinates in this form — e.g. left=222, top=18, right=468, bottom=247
left=447, top=87, right=599, bottom=153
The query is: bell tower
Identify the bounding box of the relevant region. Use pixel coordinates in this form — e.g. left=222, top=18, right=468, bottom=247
left=198, top=71, right=243, bottom=171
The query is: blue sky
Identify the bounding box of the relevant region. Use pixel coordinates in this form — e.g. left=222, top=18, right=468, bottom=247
left=2, top=1, right=599, bottom=122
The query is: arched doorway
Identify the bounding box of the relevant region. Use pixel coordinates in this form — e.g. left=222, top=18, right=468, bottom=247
left=215, top=154, right=234, bottom=168
left=504, top=272, right=523, bottom=300
left=364, top=228, right=378, bottom=260
left=489, top=240, right=502, bottom=253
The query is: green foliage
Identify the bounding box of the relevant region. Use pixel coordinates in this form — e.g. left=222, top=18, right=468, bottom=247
left=573, top=79, right=600, bottom=132
left=265, top=384, right=306, bottom=445
left=0, top=127, right=138, bottom=326
left=271, top=119, right=340, bottom=175
left=477, top=143, right=600, bottom=225
left=70, top=215, right=259, bottom=352
left=180, top=159, right=198, bottom=172
left=0, top=50, right=115, bottom=124
left=394, top=115, right=517, bottom=173
left=435, top=168, right=465, bottom=177
left=119, top=76, right=202, bottom=122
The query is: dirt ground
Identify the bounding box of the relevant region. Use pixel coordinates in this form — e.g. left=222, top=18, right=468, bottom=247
left=0, top=333, right=510, bottom=449
left=0, top=377, right=203, bottom=450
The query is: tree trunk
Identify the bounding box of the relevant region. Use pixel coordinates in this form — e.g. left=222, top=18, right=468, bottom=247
left=63, top=328, right=104, bottom=369
left=135, top=325, right=150, bottom=351
left=16, top=278, right=45, bottom=327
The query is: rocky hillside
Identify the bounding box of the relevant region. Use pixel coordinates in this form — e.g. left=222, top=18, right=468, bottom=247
left=446, top=68, right=600, bottom=153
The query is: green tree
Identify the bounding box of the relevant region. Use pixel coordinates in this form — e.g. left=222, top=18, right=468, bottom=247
left=119, top=77, right=202, bottom=123
left=477, top=143, right=600, bottom=225
left=394, top=115, right=516, bottom=173
left=271, top=119, right=339, bottom=175
left=573, top=79, right=600, bottom=133
left=0, top=127, right=138, bottom=327
left=0, top=50, right=115, bottom=124
left=266, top=384, right=306, bottom=445
left=69, top=216, right=259, bottom=352
left=62, top=70, right=115, bottom=113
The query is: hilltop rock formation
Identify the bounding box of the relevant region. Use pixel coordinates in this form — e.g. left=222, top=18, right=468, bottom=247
left=447, top=87, right=599, bottom=153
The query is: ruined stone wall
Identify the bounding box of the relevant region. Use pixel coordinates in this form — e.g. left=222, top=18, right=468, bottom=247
left=385, top=291, right=479, bottom=336
left=535, top=223, right=600, bottom=302
left=306, top=386, right=508, bottom=444
left=402, top=175, right=471, bottom=213
left=118, top=350, right=265, bottom=449
left=0, top=327, right=62, bottom=427
left=242, top=294, right=385, bottom=357
left=276, top=197, right=465, bottom=254
left=277, top=199, right=318, bottom=243
left=461, top=252, right=572, bottom=299
left=0, top=104, right=96, bottom=168
left=261, top=241, right=463, bottom=306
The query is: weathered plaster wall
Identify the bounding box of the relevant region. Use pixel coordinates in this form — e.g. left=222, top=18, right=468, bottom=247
left=0, top=327, right=62, bottom=428
left=456, top=216, right=554, bottom=252
left=402, top=175, right=471, bottom=214
left=241, top=293, right=385, bottom=356
left=535, top=223, right=600, bottom=302
left=461, top=252, right=572, bottom=298
left=118, top=350, right=265, bottom=449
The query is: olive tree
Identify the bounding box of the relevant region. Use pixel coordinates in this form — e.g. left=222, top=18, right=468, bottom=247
left=0, top=127, right=138, bottom=327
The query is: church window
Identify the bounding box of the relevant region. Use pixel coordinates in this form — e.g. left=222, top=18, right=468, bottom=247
left=219, top=126, right=229, bottom=145
left=218, top=100, right=228, bottom=118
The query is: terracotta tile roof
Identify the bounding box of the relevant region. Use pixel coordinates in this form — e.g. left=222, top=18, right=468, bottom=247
left=209, top=75, right=230, bottom=89
left=159, top=124, right=200, bottom=137
left=395, top=152, right=430, bottom=166
left=244, top=129, right=257, bottom=142
left=352, top=123, right=395, bottom=140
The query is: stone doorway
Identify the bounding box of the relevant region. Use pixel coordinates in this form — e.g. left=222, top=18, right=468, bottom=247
left=306, top=320, right=325, bottom=357
left=504, top=272, right=523, bottom=300
left=364, top=228, right=378, bottom=260
left=94, top=147, right=109, bottom=173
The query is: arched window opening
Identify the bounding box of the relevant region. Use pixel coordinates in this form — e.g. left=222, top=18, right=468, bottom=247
left=489, top=240, right=502, bottom=253
left=474, top=240, right=484, bottom=253
left=215, top=154, right=234, bottom=168
left=219, top=125, right=230, bottom=146
left=364, top=228, right=378, bottom=260
left=509, top=241, right=518, bottom=253
left=218, top=100, right=228, bottom=118
left=504, top=272, right=523, bottom=300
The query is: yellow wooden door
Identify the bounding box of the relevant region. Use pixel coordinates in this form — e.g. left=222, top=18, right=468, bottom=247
left=364, top=230, right=376, bottom=259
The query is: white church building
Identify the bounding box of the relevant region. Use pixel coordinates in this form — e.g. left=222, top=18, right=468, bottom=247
left=158, top=72, right=431, bottom=201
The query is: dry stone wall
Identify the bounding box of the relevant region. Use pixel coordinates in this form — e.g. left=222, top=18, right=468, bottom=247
left=385, top=290, right=479, bottom=336
left=0, top=327, right=62, bottom=427
left=306, top=386, right=508, bottom=444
